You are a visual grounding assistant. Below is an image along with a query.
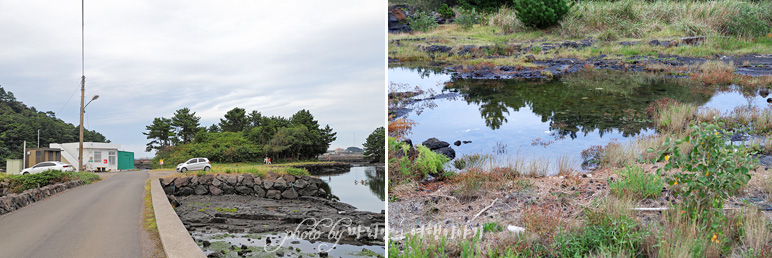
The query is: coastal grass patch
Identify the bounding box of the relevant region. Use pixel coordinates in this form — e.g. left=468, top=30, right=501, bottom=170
left=610, top=165, right=663, bottom=200
left=190, top=163, right=310, bottom=178
left=389, top=0, right=772, bottom=64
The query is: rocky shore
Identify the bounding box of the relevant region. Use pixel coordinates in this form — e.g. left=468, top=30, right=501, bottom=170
left=174, top=194, right=385, bottom=247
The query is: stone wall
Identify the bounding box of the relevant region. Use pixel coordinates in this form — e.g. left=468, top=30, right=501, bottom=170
left=160, top=174, right=327, bottom=200
left=0, top=180, right=85, bottom=216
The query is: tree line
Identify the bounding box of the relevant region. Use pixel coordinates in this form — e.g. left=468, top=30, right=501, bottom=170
left=144, top=107, right=337, bottom=165
left=0, top=86, right=108, bottom=167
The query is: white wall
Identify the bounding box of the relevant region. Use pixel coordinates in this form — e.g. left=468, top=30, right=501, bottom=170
left=50, top=142, right=121, bottom=172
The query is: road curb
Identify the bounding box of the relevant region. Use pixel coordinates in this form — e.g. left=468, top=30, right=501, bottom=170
left=150, top=179, right=207, bottom=258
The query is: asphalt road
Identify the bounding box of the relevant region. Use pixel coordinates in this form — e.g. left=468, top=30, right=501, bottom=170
left=0, top=171, right=148, bottom=258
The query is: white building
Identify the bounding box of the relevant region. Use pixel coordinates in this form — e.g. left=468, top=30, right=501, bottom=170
left=50, top=142, right=121, bottom=172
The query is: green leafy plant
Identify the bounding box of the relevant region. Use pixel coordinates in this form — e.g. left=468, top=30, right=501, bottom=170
left=388, top=137, right=450, bottom=182
left=512, top=0, right=573, bottom=28
left=438, top=4, right=454, bottom=19
left=454, top=7, right=479, bottom=30
left=610, top=165, right=663, bottom=200
left=650, top=123, right=755, bottom=243
left=483, top=222, right=504, bottom=233
left=407, top=11, right=438, bottom=33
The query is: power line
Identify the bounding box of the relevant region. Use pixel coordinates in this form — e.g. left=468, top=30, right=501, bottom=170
left=56, top=82, right=81, bottom=116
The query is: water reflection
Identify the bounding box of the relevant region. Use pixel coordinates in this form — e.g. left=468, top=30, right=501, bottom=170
left=389, top=66, right=767, bottom=173
left=450, top=71, right=714, bottom=138
left=318, top=166, right=384, bottom=212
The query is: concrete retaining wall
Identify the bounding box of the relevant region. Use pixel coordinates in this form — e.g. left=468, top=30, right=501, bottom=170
left=160, top=174, right=327, bottom=199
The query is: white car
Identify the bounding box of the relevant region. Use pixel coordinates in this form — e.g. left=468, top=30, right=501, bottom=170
left=176, top=157, right=211, bottom=172
left=21, top=161, right=75, bottom=175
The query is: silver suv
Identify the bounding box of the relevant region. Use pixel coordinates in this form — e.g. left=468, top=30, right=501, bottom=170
left=176, top=157, right=211, bottom=172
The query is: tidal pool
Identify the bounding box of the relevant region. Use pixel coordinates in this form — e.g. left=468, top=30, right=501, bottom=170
left=194, top=232, right=385, bottom=258
left=389, top=66, right=769, bottom=174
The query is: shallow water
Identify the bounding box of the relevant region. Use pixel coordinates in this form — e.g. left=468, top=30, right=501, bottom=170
left=193, top=232, right=385, bottom=258
left=319, top=166, right=384, bottom=213
left=389, top=66, right=769, bottom=174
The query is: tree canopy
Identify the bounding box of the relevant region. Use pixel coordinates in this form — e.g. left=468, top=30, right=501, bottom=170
left=363, top=127, right=385, bottom=163
left=0, top=86, right=108, bottom=166
left=148, top=107, right=337, bottom=165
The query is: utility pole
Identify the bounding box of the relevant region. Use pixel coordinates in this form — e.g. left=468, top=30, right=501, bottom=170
left=37, top=129, right=40, bottom=148
left=79, top=77, right=85, bottom=172
left=78, top=0, right=86, bottom=172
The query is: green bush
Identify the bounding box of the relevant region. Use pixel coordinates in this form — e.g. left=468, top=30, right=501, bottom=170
left=512, top=0, right=573, bottom=28
left=413, top=144, right=450, bottom=176
left=454, top=7, right=479, bottom=30
left=8, top=170, right=101, bottom=193
left=651, top=123, right=755, bottom=241
left=609, top=165, right=663, bottom=200
left=407, top=11, right=438, bottom=33
left=723, top=2, right=771, bottom=38
left=388, top=137, right=450, bottom=182
left=438, top=4, right=454, bottom=19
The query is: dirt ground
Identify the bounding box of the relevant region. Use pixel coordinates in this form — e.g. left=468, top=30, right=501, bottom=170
left=388, top=162, right=772, bottom=244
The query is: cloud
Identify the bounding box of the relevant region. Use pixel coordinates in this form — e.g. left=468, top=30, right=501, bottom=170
left=0, top=0, right=385, bottom=156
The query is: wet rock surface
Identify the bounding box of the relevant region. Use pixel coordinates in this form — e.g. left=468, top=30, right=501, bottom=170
left=449, top=54, right=772, bottom=79
left=175, top=195, right=385, bottom=246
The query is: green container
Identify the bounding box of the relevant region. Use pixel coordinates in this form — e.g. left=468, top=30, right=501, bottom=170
left=118, top=151, right=135, bottom=170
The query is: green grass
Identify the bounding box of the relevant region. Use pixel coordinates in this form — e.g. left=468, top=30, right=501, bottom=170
left=143, top=180, right=158, bottom=232
left=610, top=165, right=663, bottom=200
left=389, top=0, right=772, bottom=63
left=191, top=163, right=311, bottom=178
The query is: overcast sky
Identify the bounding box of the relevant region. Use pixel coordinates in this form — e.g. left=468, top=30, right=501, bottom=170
left=0, top=0, right=385, bottom=158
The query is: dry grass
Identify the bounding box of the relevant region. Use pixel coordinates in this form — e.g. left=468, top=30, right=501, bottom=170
left=691, top=61, right=735, bottom=85
left=487, top=7, right=523, bottom=34
left=737, top=207, right=772, bottom=255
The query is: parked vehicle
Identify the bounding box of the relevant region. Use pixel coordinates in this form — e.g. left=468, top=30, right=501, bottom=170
left=176, top=157, right=211, bottom=172
left=20, top=161, right=75, bottom=175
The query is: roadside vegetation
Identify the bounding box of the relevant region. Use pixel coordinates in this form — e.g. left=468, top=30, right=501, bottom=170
left=0, top=170, right=101, bottom=193
left=142, top=180, right=166, bottom=258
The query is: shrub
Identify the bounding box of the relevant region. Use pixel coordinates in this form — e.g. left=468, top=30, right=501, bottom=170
left=610, top=165, right=663, bottom=200
left=407, top=11, right=438, bottom=33
left=512, top=0, right=573, bottom=28
left=388, top=137, right=450, bottom=182
left=651, top=123, right=755, bottom=243
left=454, top=7, right=479, bottom=30
left=8, top=170, right=101, bottom=193
left=438, top=4, right=454, bottom=19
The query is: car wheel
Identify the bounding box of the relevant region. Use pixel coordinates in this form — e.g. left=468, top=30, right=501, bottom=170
left=181, top=167, right=188, bottom=173
left=204, top=166, right=210, bottom=172
left=22, top=172, right=29, bottom=175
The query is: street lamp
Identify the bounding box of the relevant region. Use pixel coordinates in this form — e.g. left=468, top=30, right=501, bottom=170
left=79, top=93, right=98, bottom=172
